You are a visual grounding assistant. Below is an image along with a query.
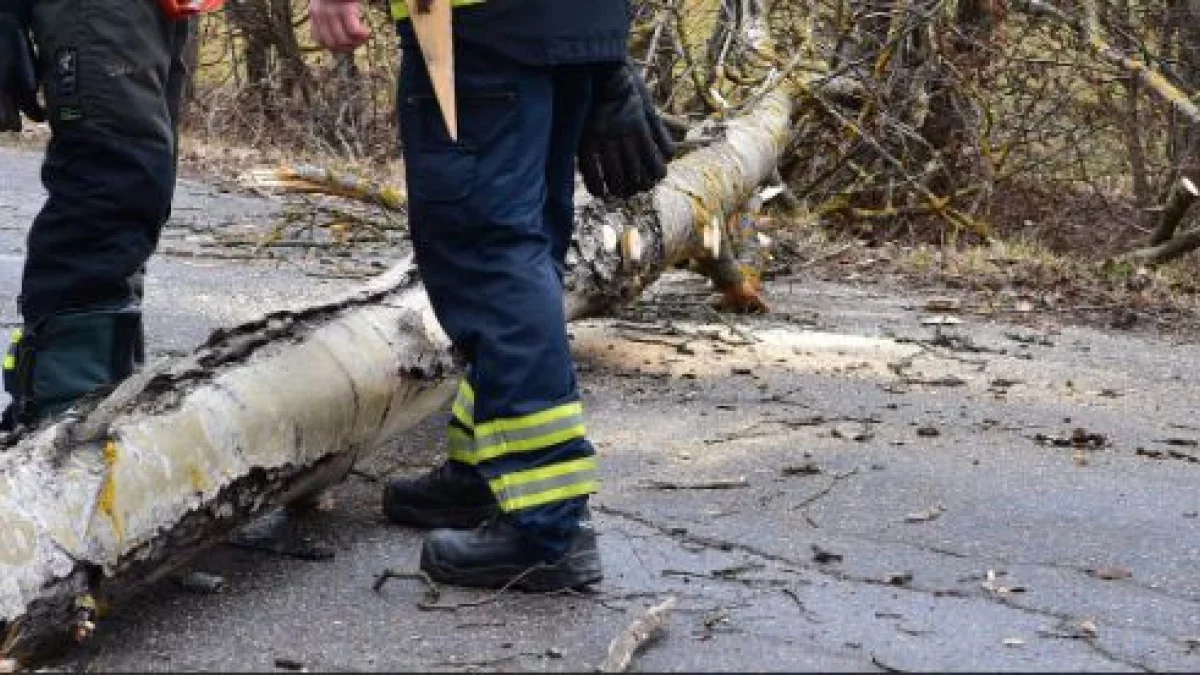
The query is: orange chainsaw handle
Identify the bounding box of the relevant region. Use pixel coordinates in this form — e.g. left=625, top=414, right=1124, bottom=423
left=159, top=0, right=226, bottom=21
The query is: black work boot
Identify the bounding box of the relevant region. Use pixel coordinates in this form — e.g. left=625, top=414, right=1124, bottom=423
left=419, top=514, right=602, bottom=592
left=382, top=461, right=499, bottom=529
left=1, top=306, right=142, bottom=430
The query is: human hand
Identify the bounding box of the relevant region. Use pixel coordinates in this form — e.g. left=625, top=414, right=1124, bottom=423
left=309, top=0, right=370, bottom=52
left=578, top=63, right=675, bottom=200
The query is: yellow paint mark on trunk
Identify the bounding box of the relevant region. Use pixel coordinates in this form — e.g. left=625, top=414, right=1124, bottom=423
left=97, top=441, right=125, bottom=542
left=188, top=463, right=209, bottom=494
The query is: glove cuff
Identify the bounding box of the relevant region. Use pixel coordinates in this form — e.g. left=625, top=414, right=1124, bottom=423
left=592, top=61, right=637, bottom=101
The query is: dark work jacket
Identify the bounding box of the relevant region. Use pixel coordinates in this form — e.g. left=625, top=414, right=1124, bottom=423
left=398, top=0, right=630, bottom=66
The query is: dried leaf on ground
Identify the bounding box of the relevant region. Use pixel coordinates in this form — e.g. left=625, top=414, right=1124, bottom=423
left=1089, top=566, right=1132, bottom=581
left=173, top=571, right=228, bottom=595
left=981, top=569, right=1027, bottom=595
left=990, top=378, right=1023, bottom=388
left=1070, top=428, right=1108, bottom=447
left=924, top=298, right=961, bottom=313
left=1040, top=618, right=1099, bottom=639
left=812, top=545, right=843, bottom=564
left=831, top=423, right=874, bottom=441
left=1034, top=429, right=1108, bottom=448
left=904, top=506, right=945, bottom=523
left=782, top=463, right=823, bottom=476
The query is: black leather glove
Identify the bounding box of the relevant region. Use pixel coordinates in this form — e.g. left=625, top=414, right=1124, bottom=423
left=0, top=13, right=44, bottom=132
left=578, top=62, right=675, bottom=200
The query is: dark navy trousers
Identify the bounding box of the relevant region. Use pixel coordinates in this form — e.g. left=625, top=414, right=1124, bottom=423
left=21, top=0, right=188, bottom=323
left=398, top=39, right=600, bottom=557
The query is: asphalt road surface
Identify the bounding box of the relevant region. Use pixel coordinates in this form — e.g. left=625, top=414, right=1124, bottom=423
left=2, top=146, right=1199, bottom=672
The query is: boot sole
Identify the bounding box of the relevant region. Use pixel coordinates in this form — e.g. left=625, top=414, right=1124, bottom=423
left=383, top=502, right=500, bottom=531
left=420, top=544, right=603, bottom=592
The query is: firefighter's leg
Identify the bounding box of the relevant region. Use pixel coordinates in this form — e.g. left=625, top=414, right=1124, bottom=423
left=2, top=0, right=188, bottom=429
left=398, top=43, right=600, bottom=590
left=381, top=53, right=596, bottom=533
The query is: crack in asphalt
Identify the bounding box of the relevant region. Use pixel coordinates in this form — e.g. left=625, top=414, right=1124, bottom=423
left=622, top=450, right=1200, bottom=612
left=595, top=504, right=1180, bottom=672
left=1081, top=637, right=1154, bottom=673
left=598, top=503, right=976, bottom=597
left=820, top=530, right=1200, bottom=607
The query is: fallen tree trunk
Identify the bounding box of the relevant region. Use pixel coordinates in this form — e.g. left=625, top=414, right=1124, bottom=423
left=0, top=88, right=797, bottom=663
left=0, top=265, right=458, bottom=661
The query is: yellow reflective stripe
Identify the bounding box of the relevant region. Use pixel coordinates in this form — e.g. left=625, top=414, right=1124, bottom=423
left=490, top=456, right=597, bottom=491
left=488, top=457, right=600, bottom=512
left=3, top=329, right=19, bottom=371
left=500, top=481, right=600, bottom=512
left=447, top=399, right=587, bottom=466
left=447, top=401, right=586, bottom=464
left=447, top=423, right=588, bottom=465
left=470, top=424, right=586, bottom=464
left=447, top=425, right=473, bottom=463
left=451, top=379, right=474, bottom=428
left=473, top=401, right=582, bottom=439
left=445, top=380, right=475, bottom=463
left=451, top=402, right=471, bottom=427
left=390, top=0, right=484, bottom=21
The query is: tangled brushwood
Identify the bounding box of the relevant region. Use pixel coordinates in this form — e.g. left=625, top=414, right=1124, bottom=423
left=185, top=0, right=1198, bottom=261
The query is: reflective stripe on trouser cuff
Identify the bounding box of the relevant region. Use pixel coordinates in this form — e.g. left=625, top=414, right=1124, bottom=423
left=4, top=329, right=23, bottom=371
left=488, top=456, right=600, bottom=512
left=451, top=378, right=474, bottom=428
left=447, top=425, right=474, bottom=463
left=447, top=401, right=586, bottom=465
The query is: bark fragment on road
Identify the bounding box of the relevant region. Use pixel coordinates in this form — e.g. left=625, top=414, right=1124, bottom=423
left=598, top=596, right=678, bottom=673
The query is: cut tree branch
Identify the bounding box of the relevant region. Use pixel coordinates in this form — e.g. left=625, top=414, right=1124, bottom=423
left=1124, top=229, right=1200, bottom=265
left=1148, top=175, right=1200, bottom=246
